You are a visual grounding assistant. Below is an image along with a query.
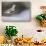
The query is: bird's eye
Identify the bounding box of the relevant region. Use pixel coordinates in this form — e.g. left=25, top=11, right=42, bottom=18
left=37, top=30, right=42, bottom=32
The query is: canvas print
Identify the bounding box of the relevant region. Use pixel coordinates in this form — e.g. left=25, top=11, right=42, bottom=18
left=2, top=2, right=30, bottom=22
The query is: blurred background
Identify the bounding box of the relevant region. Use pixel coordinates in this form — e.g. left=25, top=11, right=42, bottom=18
left=0, top=0, right=46, bottom=41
